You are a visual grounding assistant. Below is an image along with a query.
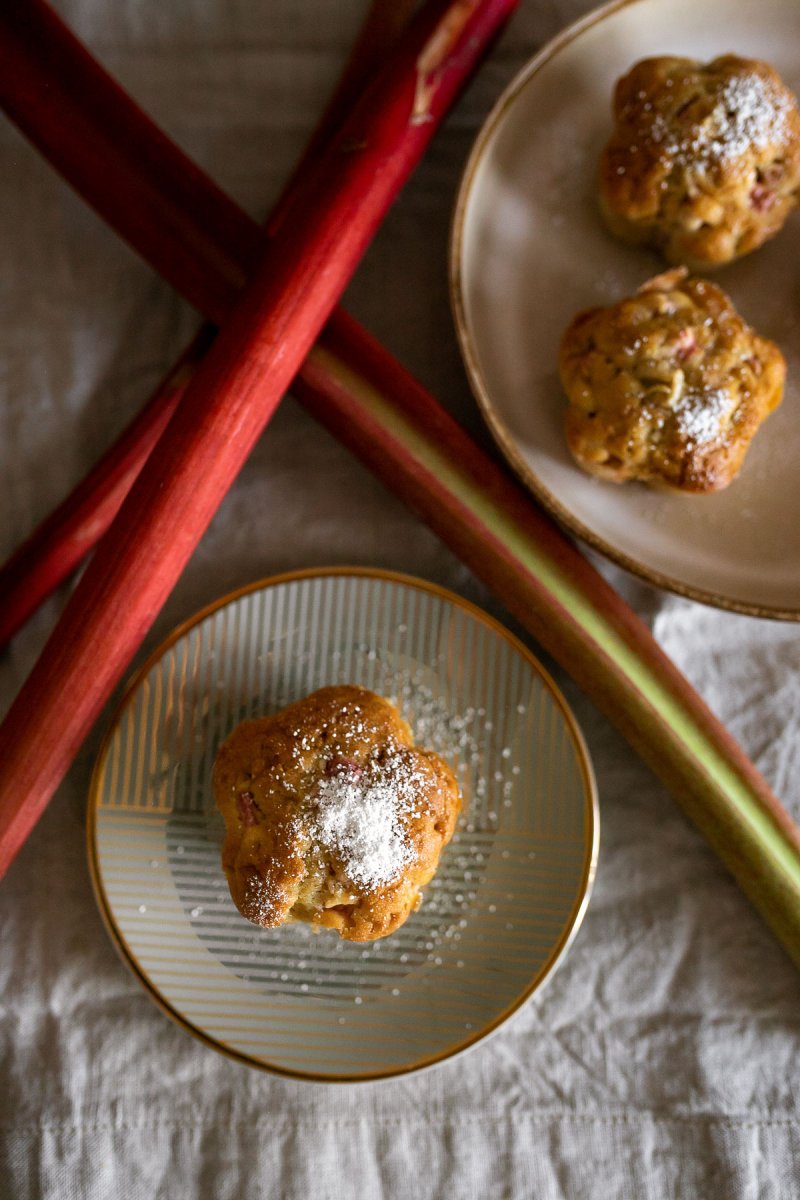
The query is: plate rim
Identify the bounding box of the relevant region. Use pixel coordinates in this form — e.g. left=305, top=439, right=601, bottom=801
left=87, top=565, right=599, bottom=1083
left=449, top=0, right=800, bottom=623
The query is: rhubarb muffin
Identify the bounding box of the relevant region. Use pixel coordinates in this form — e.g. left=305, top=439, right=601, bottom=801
left=599, top=55, right=800, bottom=267
left=559, top=268, right=785, bottom=492
left=212, top=685, right=462, bottom=942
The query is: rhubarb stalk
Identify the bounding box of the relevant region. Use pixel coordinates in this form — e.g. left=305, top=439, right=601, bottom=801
left=301, top=311, right=800, bottom=964
left=2, top=2, right=800, bottom=964
left=0, top=0, right=418, bottom=646
left=0, top=0, right=519, bottom=875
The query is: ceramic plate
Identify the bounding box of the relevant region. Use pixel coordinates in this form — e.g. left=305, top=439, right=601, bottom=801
left=88, top=568, right=597, bottom=1082
left=451, top=0, right=800, bottom=619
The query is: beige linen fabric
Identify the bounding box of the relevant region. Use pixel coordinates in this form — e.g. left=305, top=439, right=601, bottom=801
left=1, top=2, right=798, bottom=1196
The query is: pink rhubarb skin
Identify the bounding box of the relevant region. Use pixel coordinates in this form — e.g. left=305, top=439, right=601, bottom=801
left=0, top=0, right=521, bottom=876
left=0, top=0, right=417, bottom=646
left=0, top=332, right=212, bottom=645
left=1, top=1, right=800, bottom=963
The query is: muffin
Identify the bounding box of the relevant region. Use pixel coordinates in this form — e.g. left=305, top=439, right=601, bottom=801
left=559, top=268, right=785, bottom=492
left=212, top=685, right=462, bottom=942
left=599, top=55, right=800, bottom=267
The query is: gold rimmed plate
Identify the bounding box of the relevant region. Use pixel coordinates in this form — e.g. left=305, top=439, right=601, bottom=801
left=451, top=0, right=800, bottom=619
left=88, top=568, right=597, bottom=1082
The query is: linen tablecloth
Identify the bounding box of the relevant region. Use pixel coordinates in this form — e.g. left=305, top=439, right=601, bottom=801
left=1, top=2, right=798, bottom=1196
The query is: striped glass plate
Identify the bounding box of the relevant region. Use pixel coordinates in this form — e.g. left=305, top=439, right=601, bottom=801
left=88, top=568, right=598, bottom=1081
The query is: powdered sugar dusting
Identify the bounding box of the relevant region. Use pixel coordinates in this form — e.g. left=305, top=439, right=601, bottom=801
left=703, top=74, right=788, bottom=162
left=242, top=867, right=287, bottom=926
left=651, top=71, right=789, bottom=167
left=673, top=387, right=733, bottom=445
left=308, top=752, right=421, bottom=890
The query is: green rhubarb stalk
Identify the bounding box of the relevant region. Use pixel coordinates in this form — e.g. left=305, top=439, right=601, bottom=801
left=2, top=0, right=798, bottom=962
left=298, top=316, right=800, bottom=962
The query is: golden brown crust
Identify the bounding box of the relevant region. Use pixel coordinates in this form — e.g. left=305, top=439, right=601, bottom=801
left=559, top=268, right=785, bottom=492
left=599, top=55, right=800, bottom=267
left=212, top=686, right=462, bottom=942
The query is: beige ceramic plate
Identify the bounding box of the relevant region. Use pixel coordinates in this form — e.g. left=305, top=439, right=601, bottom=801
left=88, top=568, right=597, bottom=1082
left=452, top=0, right=800, bottom=619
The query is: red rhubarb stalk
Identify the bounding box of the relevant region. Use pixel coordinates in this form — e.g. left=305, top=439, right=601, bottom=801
left=3, top=4, right=800, bottom=962
left=0, top=0, right=418, bottom=646
left=0, top=332, right=211, bottom=644
left=0, top=0, right=248, bottom=322
left=266, top=0, right=420, bottom=237
left=301, top=311, right=800, bottom=964
left=0, top=0, right=518, bottom=876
